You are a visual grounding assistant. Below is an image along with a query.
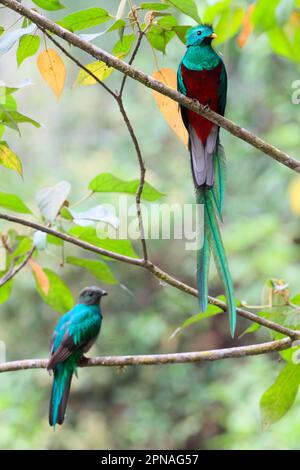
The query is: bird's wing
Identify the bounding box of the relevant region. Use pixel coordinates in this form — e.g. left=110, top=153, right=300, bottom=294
left=177, top=63, right=189, bottom=130
left=48, top=306, right=101, bottom=370
left=218, top=61, right=227, bottom=117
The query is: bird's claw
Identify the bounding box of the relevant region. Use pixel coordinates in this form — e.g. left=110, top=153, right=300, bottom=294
left=79, top=355, right=89, bottom=366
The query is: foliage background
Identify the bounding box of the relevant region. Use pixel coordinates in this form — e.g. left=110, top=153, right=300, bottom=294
left=0, top=0, right=300, bottom=449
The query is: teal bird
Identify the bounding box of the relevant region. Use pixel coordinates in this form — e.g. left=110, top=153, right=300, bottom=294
left=48, top=286, right=107, bottom=427
left=177, top=24, right=236, bottom=336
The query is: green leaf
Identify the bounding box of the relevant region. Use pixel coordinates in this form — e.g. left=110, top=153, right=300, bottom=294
left=17, top=34, right=40, bottom=66
left=0, top=93, right=17, bottom=113
left=0, top=23, right=36, bottom=57
left=88, top=173, right=164, bottom=201
left=0, top=141, right=22, bottom=176
left=58, top=8, right=111, bottom=32
left=112, top=33, right=136, bottom=56
left=0, top=192, right=31, bottom=213
left=1, top=110, right=41, bottom=128
left=34, top=268, right=74, bottom=313
left=74, top=61, right=115, bottom=86
left=140, top=3, right=170, bottom=10
left=252, top=0, right=280, bottom=32
left=66, top=256, right=117, bottom=285
left=170, top=304, right=223, bottom=339
left=166, top=0, right=201, bottom=23
left=0, top=125, right=4, bottom=139
left=0, top=278, right=13, bottom=305
left=108, top=19, right=127, bottom=32
left=47, top=234, right=63, bottom=246
left=172, top=25, right=192, bottom=43
left=69, top=226, right=138, bottom=259
left=260, top=363, right=300, bottom=429
left=268, top=27, right=297, bottom=62
left=239, top=322, right=261, bottom=338
left=214, top=7, right=244, bottom=45
left=32, top=0, right=65, bottom=10
left=60, top=206, right=73, bottom=221
left=147, top=15, right=177, bottom=52
left=203, top=0, right=231, bottom=24
left=0, top=26, right=4, bottom=37
left=11, top=237, right=33, bottom=259
left=290, top=294, right=300, bottom=306
left=180, top=305, right=223, bottom=329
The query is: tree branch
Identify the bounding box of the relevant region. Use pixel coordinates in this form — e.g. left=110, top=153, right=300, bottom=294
left=116, top=98, right=148, bottom=261
left=119, top=29, right=144, bottom=97
left=0, top=246, right=35, bottom=287
left=1, top=211, right=299, bottom=340
left=0, top=337, right=292, bottom=373
left=0, top=0, right=299, bottom=173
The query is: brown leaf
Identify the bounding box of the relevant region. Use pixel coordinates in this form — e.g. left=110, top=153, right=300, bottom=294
left=29, top=260, right=50, bottom=295
left=37, top=48, right=66, bottom=99
left=152, top=68, right=188, bottom=148
left=237, top=4, right=255, bottom=49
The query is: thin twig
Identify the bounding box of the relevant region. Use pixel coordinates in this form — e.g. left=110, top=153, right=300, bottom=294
left=0, top=246, right=35, bottom=287
left=44, top=28, right=148, bottom=260
left=0, top=0, right=298, bottom=173
left=116, top=30, right=148, bottom=260
left=0, top=337, right=293, bottom=373
left=116, top=98, right=148, bottom=260
left=119, top=30, right=144, bottom=97
left=0, top=211, right=299, bottom=340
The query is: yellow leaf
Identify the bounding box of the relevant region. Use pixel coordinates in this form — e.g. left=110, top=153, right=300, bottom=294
left=37, top=48, right=66, bottom=99
left=289, top=177, right=300, bottom=215
left=74, top=60, right=115, bottom=86
left=152, top=68, right=188, bottom=147
left=0, top=141, right=22, bottom=176
left=237, top=4, right=255, bottom=48
left=29, top=260, right=50, bottom=295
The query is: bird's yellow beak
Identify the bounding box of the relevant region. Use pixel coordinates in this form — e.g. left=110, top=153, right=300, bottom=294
left=209, top=33, right=217, bottom=39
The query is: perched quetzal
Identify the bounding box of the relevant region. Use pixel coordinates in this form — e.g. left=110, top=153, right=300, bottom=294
left=48, top=286, right=107, bottom=427
left=177, top=24, right=236, bottom=336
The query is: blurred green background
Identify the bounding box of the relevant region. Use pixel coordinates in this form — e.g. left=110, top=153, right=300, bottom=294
left=0, top=0, right=300, bottom=449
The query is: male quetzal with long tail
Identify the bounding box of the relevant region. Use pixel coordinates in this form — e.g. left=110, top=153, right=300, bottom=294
left=177, top=24, right=236, bottom=336
left=48, top=286, right=107, bottom=427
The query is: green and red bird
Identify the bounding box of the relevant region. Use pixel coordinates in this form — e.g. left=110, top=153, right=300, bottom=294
left=177, top=24, right=236, bottom=336
left=48, top=286, right=107, bottom=427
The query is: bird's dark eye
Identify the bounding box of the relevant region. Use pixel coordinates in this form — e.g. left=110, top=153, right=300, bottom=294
left=88, top=292, right=93, bottom=297
left=197, top=31, right=202, bottom=36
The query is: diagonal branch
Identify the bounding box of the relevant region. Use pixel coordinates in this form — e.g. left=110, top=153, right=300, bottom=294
left=0, top=246, right=35, bottom=287
left=116, top=97, right=148, bottom=260
left=0, top=0, right=299, bottom=173
left=0, top=337, right=293, bottom=373
left=0, top=211, right=299, bottom=340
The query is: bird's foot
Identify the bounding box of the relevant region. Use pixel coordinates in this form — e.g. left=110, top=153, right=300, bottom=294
left=79, top=355, right=89, bottom=366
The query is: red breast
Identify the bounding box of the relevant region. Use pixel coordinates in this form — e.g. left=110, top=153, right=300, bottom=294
left=181, top=62, right=222, bottom=144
